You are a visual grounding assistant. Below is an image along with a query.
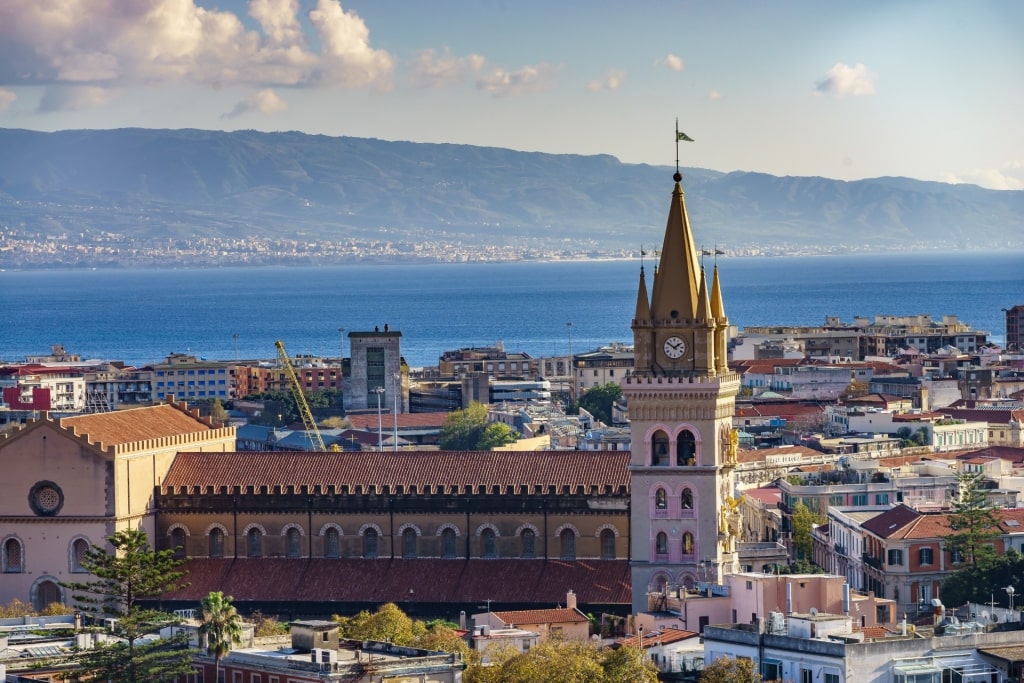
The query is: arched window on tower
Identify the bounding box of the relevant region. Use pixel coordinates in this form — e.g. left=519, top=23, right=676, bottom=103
left=655, top=488, right=668, bottom=509
left=655, top=532, right=668, bottom=556
left=682, top=532, right=695, bottom=557
left=681, top=488, right=694, bottom=510
left=677, top=429, right=696, bottom=466
left=652, top=430, right=670, bottom=466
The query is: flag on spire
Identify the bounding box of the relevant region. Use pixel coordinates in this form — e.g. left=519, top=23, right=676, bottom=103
left=677, top=131, right=694, bottom=142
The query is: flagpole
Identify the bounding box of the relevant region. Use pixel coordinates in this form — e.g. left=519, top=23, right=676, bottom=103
left=675, top=118, right=680, bottom=175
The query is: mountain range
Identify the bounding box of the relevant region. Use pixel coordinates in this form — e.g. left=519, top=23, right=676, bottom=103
left=1, top=127, right=1021, bottom=253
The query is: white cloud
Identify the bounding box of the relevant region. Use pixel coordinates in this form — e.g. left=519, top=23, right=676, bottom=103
left=408, top=48, right=485, bottom=88
left=0, top=0, right=393, bottom=92
left=942, top=162, right=1024, bottom=191
left=37, top=85, right=116, bottom=113
left=814, top=62, right=877, bottom=97
left=586, top=69, right=626, bottom=92
left=476, top=63, right=558, bottom=98
left=656, top=54, right=684, bottom=72
left=0, top=88, right=15, bottom=111
left=222, top=88, right=289, bottom=119
left=707, top=90, right=722, bottom=101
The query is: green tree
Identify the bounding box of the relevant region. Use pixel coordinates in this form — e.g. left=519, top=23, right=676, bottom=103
left=700, top=655, right=762, bottom=682
left=791, top=501, right=824, bottom=562
left=440, top=402, right=489, bottom=450
left=61, top=529, right=192, bottom=683
left=577, top=383, right=623, bottom=425
left=333, top=603, right=426, bottom=644
left=943, top=549, right=1024, bottom=608
left=199, top=591, right=244, bottom=683
left=839, top=379, right=869, bottom=402
left=464, top=639, right=656, bottom=683
left=946, top=469, right=1000, bottom=567
left=477, top=422, right=519, bottom=450
left=209, top=399, right=229, bottom=426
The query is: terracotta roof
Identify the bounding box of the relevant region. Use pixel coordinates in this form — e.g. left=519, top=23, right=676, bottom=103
left=734, top=403, right=827, bottom=421
left=617, top=627, right=698, bottom=649
left=167, top=558, right=631, bottom=606
left=162, top=450, right=630, bottom=493
left=491, top=607, right=589, bottom=626
left=942, top=408, right=1024, bottom=424
left=863, top=507, right=1024, bottom=540
left=346, top=412, right=448, bottom=430
left=59, top=402, right=215, bottom=447
left=860, top=505, right=922, bottom=538
left=743, top=487, right=782, bottom=505
left=854, top=625, right=894, bottom=640
left=737, top=445, right=823, bottom=464
left=957, top=446, right=1024, bottom=465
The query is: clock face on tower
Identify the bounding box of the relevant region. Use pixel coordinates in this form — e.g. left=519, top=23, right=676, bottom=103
left=663, top=336, right=686, bottom=359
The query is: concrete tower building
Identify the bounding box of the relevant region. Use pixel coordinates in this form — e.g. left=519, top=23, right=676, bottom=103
left=626, top=170, right=741, bottom=612
left=344, top=326, right=404, bottom=413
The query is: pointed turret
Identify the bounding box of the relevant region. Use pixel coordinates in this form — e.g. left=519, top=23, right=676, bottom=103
left=696, top=267, right=712, bottom=321
left=634, top=266, right=651, bottom=322
left=710, top=263, right=725, bottom=320
left=649, top=175, right=702, bottom=321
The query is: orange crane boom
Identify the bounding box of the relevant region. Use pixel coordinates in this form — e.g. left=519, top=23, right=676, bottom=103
left=275, top=340, right=328, bottom=452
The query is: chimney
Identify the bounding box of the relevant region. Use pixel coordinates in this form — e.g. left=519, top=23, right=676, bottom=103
left=786, top=582, right=793, bottom=615
left=459, top=611, right=466, bottom=630
left=566, top=590, right=577, bottom=610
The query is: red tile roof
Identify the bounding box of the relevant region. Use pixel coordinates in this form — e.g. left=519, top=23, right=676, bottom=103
left=167, top=558, right=632, bottom=606
left=59, top=402, right=215, bottom=447
left=860, top=505, right=922, bottom=538
left=161, top=450, right=630, bottom=493
left=617, top=627, right=698, bottom=648
left=743, top=487, right=782, bottom=505
left=491, top=607, right=588, bottom=626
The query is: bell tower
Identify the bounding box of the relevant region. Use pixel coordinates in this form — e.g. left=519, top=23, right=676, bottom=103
left=626, top=170, right=740, bottom=612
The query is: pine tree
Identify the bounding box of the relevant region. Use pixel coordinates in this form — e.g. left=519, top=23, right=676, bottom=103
left=946, top=469, right=1000, bottom=567
left=61, top=529, right=192, bottom=683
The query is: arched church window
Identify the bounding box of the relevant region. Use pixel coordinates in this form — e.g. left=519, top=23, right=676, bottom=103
left=3, top=538, right=23, bottom=573
left=442, top=528, right=457, bottom=559
left=652, top=430, right=670, bottom=466
left=520, top=529, right=536, bottom=559
left=681, top=488, right=694, bottom=510
left=677, top=430, right=696, bottom=466
left=364, top=529, right=379, bottom=559
left=481, top=529, right=497, bottom=559
left=71, top=538, right=89, bottom=572
left=402, top=528, right=417, bottom=559
left=247, top=528, right=263, bottom=558
left=286, top=528, right=302, bottom=558
left=656, top=532, right=668, bottom=555
left=560, top=529, right=576, bottom=560
left=170, top=528, right=187, bottom=559
left=324, top=528, right=340, bottom=558
left=600, top=529, right=616, bottom=560
left=209, top=528, right=224, bottom=558
left=655, top=488, right=668, bottom=509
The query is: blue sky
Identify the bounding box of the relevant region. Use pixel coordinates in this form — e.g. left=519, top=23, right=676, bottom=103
left=1, top=1, right=1021, bottom=189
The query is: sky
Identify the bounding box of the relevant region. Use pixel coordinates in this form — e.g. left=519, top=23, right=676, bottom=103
left=1, top=1, right=1022, bottom=190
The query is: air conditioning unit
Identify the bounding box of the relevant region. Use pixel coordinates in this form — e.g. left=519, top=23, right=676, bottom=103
left=321, top=649, right=337, bottom=664
left=310, top=648, right=321, bottom=663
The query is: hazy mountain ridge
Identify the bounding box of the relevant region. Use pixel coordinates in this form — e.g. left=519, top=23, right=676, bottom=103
left=0, top=127, right=1021, bottom=251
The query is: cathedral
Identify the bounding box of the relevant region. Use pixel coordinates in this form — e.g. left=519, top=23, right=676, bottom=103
left=0, top=167, right=743, bottom=620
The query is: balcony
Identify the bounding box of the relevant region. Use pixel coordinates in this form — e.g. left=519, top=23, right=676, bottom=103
left=862, top=553, right=882, bottom=570
left=835, top=544, right=847, bottom=556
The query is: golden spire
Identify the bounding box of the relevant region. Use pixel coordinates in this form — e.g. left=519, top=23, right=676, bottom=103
left=649, top=175, right=701, bottom=321
left=711, top=262, right=726, bottom=320
left=634, top=265, right=651, bottom=322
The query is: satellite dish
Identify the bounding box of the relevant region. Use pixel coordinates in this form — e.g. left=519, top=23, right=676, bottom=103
left=809, top=607, right=819, bottom=617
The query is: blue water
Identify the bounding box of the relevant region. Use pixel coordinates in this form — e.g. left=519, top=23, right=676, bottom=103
left=1, top=252, right=1021, bottom=368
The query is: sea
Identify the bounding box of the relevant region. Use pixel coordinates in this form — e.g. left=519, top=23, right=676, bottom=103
left=1, top=251, right=1022, bottom=369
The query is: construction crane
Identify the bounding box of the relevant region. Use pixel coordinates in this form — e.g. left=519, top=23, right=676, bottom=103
left=275, top=340, right=328, bottom=452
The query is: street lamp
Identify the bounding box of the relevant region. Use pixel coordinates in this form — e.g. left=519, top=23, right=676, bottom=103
left=1006, top=586, right=1016, bottom=614
left=373, top=387, right=385, bottom=451
left=566, top=321, right=574, bottom=399
left=393, top=372, right=400, bottom=452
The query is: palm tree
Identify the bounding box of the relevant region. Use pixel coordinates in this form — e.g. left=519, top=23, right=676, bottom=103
left=199, top=591, right=243, bottom=683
